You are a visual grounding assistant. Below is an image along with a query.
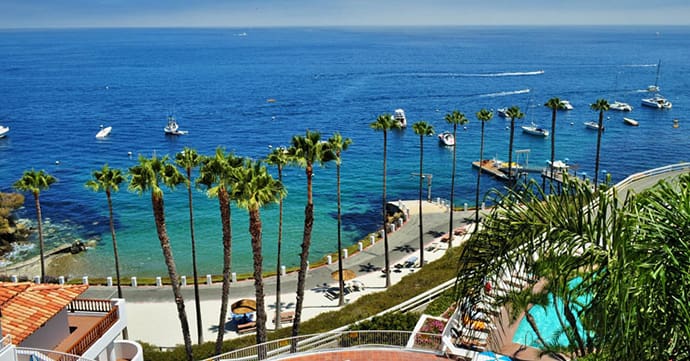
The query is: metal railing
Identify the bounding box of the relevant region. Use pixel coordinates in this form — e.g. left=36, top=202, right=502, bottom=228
left=204, top=330, right=443, bottom=361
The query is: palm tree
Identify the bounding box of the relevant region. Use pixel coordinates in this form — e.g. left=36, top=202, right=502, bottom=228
left=287, top=130, right=335, bottom=341
left=85, top=164, right=128, bottom=339
left=13, top=169, right=56, bottom=283
left=544, top=98, right=565, bottom=179
left=505, top=106, right=525, bottom=182
left=499, top=288, right=550, bottom=348
left=328, top=132, right=353, bottom=305
left=265, top=146, right=290, bottom=330
left=232, top=159, right=286, bottom=350
left=198, top=147, right=243, bottom=354
left=411, top=121, right=434, bottom=267
left=590, top=99, right=609, bottom=190
left=128, top=154, right=193, bottom=361
left=474, top=109, right=493, bottom=225
left=175, top=147, right=204, bottom=344
left=370, top=114, right=402, bottom=288
left=445, top=110, right=469, bottom=248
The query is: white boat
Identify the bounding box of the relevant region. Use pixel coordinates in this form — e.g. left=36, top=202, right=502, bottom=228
left=0, top=125, right=9, bottom=138
left=438, top=131, right=455, bottom=146
left=559, top=100, right=574, bottom=110
left=610, top=101, right=633, bottom=112
left=95, top=125, right=112, bottom=138
left=164, top=115, right=188, bottom=135
left=584, top=121, right=604, bottom=131
left=641, top=95, right=672, bottom=109
left=623, top=117, right=639, bottom=126
left=497, top=108, right=509, bottom=118
left=521, top=122, right=549, bottom=137
left=393, top=109, right=407, bottom=128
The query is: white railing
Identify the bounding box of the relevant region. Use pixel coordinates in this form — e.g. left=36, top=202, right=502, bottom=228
left=15, top=347, right=94, bottom=361
left=613, top=162, right=690, bottom=190
left=204, top=330, right=443, bottom=361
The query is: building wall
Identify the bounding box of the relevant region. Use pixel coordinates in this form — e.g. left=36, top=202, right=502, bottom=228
left=19, top=310, right=69, bottom=350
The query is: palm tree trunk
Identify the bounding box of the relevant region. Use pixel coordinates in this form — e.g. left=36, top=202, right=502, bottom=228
left=249, top=208, right=267, bottom=349
left=382, top=131, right=391, bottom=288
left=449, top=124, right=458, bottom=249
left=34, top=192, right=46, bottom=282
left=275, top=166, right=283, bottom=330
left=336, top=160, right=345, bottom=306
left=550, top=109, right=557, bottom=180
left=563, top=298, right=586, bottom=356
left=418, top=135, right=425, bottom=267
left=106, top=190, right=128, bottom=339
left=594, top=111, right=604, bottom=190
left=475, top=122, right=485, bottom=225
left=508, top=117, right=515, bottom=181
left=215, top=187, right=232, bottom=354
left=292, top=165, right=314, bottom=345
left=151, top=193, right=193, bottom=361
left=525, top=312, right=549, bottom=348
left=186, top=169, right=203, bottom=345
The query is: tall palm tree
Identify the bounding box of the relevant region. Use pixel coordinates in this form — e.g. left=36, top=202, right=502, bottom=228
left=411, top=121, right=434, bottom=267
left=265, top=146, right=290, bottom=330
left=128, top=155, right=193, bottom=361
left=505, top=106, right=525, bottom=182
left=370, top=114, right=401, bottom=288
left=328, top=132, right=353, bottom=305
left=85, top=164, right=128, bottom=339
left=198, top=147, right=243, bottom=354
left=590, top=99, right=609, bottom=190
left=544, top=98, right=565, bottom=179
left=13, top=169, right=56, bottom=283
left=175, top=147, right=204, bottom=344
left=444, top=110, right=469, bottom=248
left=232, top=159, right=285, bottom=350
left=474, top=109, right=493, bottom=226
left=287, top=130, right=335, bottom=341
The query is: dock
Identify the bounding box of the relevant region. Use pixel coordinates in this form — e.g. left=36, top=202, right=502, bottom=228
left=472, top=160, right=511, bottom=180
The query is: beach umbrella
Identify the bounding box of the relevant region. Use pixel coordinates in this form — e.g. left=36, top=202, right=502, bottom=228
left=231, top=299, right=257, bottom=314
left=331, top=269, right=357, bottom=281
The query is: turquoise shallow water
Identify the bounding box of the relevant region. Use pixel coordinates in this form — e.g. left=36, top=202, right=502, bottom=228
left=1, top=27, right=689, bottom=277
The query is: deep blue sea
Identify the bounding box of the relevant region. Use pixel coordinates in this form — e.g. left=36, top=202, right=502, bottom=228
left=1, top=26, right=689, bottom=277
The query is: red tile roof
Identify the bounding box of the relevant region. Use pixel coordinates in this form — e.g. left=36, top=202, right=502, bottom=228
left=0, top=282, right=88, bottom=345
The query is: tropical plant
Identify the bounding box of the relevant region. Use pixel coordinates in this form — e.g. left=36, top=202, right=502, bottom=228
left=444, top=110, right=469, bottom=248
left=85, top=164, right=128, bottom=339
left=505, top=106, right=525, bottom=182
left=13, top=169, right=56, bottom=283
left=174, top=147, right=204, bottom=344
left=327, top=132, right=353, bottom=305
left=544, top=98, right=565, bottom=180
left=474, top=109, right=493, bottom=225
left=232, top=159, right=286, bottom=349
left=411, top=121, right=434, bottom=267
left=590, top=99, right=609, bottom=190
left=265, top=146, right=290, bottom=330
left=198, top=147, right=243, bottom=354
left=287, top=130, right=335, bottom=341
left=370, top=114, right=402, bottom=287
left=128, top=154, right=193, bottom=361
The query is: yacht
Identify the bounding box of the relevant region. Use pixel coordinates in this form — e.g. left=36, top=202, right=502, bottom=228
left=609, top=101, right=633, bottom=112
left=559, top=100, right=574, bottom=110
left=438, top=131, right=455, bottom=146
left=164, top=115, right=188, bottom=135
left=497, top=108, right=509, bottom=118
left=0, top=125, right=9, bottom=138
left=623, top=117, right=639, bottom=126
left=393, top=109, right=407, bottom=128
left=641, top=95, right=672, bottom=109
left=95, top=125, right=112, bottom=138
left=521, top=123, right=549, bottom=137
left=584, top=121, right=604, bottom=131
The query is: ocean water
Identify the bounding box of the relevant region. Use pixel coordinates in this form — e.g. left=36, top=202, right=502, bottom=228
left=1, top=26, right=689, bottom=277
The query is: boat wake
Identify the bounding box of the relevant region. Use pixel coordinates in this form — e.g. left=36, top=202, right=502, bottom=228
left=480, top=88, right=531, bottom=98
left=623, top=63, right=658, bottom=68
left=380, top=70, right=544, bottom=78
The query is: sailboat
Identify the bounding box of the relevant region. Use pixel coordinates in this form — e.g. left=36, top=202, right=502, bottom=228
left=641, top=60, right=672, bottom=109
left=610, top=72, right=633, bottom=111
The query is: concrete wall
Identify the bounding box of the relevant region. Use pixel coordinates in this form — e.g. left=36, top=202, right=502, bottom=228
left=19, top=310, right=69, bottom=350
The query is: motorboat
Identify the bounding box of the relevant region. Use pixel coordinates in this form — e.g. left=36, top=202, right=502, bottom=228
left=521, top=122, right=549, bottom=137
left=559, top=100, right=574, bottom=110
left=164, top=115, right=188, bottom=135
left=584, top=121, right=604, bottom=131
left=497, top=108, right=509, bottom=118
left=609, top=101, right=633, bottom=112
left=95, top=125, right=112, bottom=138
left=623, top=117, right=639, bottom=126
left=393, top=108, right=407, bottom=128
left=641, top=95, right=672, bottom=109
left=0, top=125, right=9, bottom=138
left=438, top=131, right=455, bottom=146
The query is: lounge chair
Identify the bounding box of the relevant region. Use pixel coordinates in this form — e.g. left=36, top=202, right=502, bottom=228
left=237, top=321, right=256, bottom=334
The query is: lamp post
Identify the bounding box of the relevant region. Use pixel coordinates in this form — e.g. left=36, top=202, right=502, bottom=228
left=411, top=173, right=432, bottom=202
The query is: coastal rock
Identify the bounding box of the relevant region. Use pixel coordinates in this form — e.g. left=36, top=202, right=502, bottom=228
left=70, top=240, right=87, bottom=254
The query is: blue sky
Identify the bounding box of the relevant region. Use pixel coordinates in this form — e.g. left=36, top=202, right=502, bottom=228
left=1, top=0, right=689, bottom=28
